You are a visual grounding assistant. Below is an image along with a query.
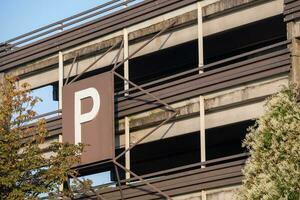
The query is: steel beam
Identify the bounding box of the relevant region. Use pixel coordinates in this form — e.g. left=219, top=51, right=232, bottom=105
left=58, top=51, right=64, bottom=110
left=123, top=24, right=131, bottom=180
left=113, top=160, right=172, bottom=199
left=199, top=95, right=206, bottom=166
left=197, top=0, right=204, bottom=71
left=65, top=54, right=77, bottom=86
left=69, top=41, right=120, bottom=84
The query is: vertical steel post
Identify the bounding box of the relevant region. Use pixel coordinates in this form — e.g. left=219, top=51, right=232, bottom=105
left=58, top=51, right=64, bottom=110
left=197, top=1, right=204, bottom=73
left=123, top=0, right=129, bottom=91
left=199, top=96, right=206, bottom=165
left=58, top=51, right=64, bottom=144
left=198, top=1, right=206, bottom=199
left=124, top=29, right=129, bottom=93
left=124, top=116, right=130, bottom=180
left=58, top=51, right=64, bottom=192
left=123, top=0, right=130, bottom=179
left=197, top=0, right=206, bottom=166
left=202, top=190, right=207, bottom=200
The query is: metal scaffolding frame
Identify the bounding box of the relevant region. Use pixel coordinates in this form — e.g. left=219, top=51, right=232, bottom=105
left=58, top=0, right=222, bottom=198
left=63, top=19, right=177, bottom=200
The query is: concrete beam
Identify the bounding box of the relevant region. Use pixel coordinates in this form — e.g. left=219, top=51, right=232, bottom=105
left=39, top=76, right=288, bottom=149
left=9, top=0, right=283, bottom=89
left=115, top=76, right=288, bottom=148
left=173, top=185, right=239, bottom=200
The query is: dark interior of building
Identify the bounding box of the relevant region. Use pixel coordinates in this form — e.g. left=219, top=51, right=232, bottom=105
left=50, top=15, right=286, bottom=98
left=47, top=15, right=282, bottom=184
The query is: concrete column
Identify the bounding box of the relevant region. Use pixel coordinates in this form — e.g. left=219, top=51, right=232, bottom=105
left=287, top=21, right=300, bottom=86
left=0, top=72, right=4, bottom=82
left=202, top=190, right=207, bottom=200
left=0, top=73, right=4, bottom=105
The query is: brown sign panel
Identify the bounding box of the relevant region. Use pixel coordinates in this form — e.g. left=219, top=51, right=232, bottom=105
left=62, top=71, right=114, bottom=165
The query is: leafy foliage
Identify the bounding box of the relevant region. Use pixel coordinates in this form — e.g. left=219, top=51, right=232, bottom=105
left=0, top=76, right=85, bottom=199
left=237, top=86, right=300, bottom=200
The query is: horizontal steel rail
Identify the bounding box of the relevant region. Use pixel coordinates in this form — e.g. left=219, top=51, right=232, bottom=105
left=0, top=0, right=274, bottom=72
left=0, top=0, right=196, bottom=71
left=116, top=40, right=290, bottom=97
left=40, top=153, right=247, bottom=199
left=30, top=40, right=290, bottom=123
left=115, top=40, right=291, bottom=118
left=31, top=109, right=62, bottom=120
left=284, top=0, right=300, bottom=22
left=81, top=153, right=247, bottom=199
left=26, top=41, right=289, bottom=198
left=0, top=0, right=141, bottom=51
left=121, top=152, right=249, bottom=183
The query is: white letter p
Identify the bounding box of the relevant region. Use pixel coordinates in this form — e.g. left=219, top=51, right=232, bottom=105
left=74, top=87, right=100, bottom=144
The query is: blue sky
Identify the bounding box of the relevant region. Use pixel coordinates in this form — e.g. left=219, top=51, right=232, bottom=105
left=0, top=0, right=109, bottom=42
left=1, top=0, right=140, bottom=116
left=0, top=0, right=112, bottom=115
left=1, top=1, right=113, bottom=184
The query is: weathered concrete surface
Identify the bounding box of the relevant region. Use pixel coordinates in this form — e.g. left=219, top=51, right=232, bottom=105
left=287, top=21, right=300, bottom=86
left=173, top=185, right=239, bottom=200
left=7, top=0, right=283, bottom=89
left=0, top=72, right=4, bottom=83
left=206, top=185, right=240, bottom=200
left=37, top=76, right=289, bottom=149
left=4, top=0, right=288, bottom=150
left=173, top=192, right=203, bottom=200
left=290, top=38, right=300, bottom=86
left=115, top=76, right=288, bottom=148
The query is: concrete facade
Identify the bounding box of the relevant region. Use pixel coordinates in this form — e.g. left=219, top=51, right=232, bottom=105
left=0, top=0, right=297, bottom=199
left=5, top=0, right=283, bottom=89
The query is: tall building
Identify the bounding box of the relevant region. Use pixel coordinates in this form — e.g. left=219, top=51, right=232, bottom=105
left=0, top=0, right=299, bottom=199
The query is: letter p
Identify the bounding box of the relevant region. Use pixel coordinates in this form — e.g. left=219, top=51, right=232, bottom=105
left=74, top=87, right=100, bottom=144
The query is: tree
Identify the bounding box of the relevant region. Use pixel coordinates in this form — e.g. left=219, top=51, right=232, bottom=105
left=0, top=76, right=85, bottom=199
left=237, top=86, right=300, bottom=200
